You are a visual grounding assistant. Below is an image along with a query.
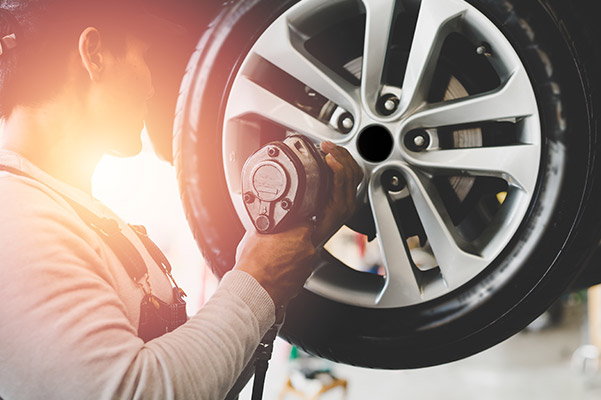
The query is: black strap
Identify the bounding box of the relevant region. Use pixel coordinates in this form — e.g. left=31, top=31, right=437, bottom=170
left=130, top=224, right=187, bottom=298
left=1, top=164, right=149, bottom=282
left=130, top=224, right=172, bottom=274
left=225, top=306, right=286, bottom=400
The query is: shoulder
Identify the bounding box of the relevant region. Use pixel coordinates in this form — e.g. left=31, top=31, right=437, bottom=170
left=0, top=172, right=105, bottom=268
left=1, top=171, right=72, bottom=213
left=1, top=172, right=86, bottom=233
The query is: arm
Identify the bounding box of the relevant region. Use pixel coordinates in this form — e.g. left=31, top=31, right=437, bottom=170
left=0, top=178, right=274, bottom=400
left=0, top=142, right=361, bottom=399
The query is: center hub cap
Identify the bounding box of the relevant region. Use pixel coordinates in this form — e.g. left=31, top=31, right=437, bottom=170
left=357, top=125, right=394, bottom=162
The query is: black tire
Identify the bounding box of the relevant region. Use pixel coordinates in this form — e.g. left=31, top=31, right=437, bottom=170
left=174, top=0, right=601, bottom=368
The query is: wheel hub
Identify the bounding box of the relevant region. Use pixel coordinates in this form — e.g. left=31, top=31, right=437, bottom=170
left=357, top=125, right=394, bottom=163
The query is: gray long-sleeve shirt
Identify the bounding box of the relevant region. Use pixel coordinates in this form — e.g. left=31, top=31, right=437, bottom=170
left=0, top=149, right=275, bottom=399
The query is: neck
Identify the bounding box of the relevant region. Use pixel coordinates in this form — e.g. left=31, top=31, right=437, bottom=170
left=0, top=105, right=104, bottom=194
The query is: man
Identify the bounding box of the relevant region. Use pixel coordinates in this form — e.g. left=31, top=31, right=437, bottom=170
left=0, top=1, right=362, bottom=399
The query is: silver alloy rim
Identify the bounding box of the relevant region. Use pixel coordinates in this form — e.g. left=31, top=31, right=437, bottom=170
left=222, top=0, right=541, bottom=308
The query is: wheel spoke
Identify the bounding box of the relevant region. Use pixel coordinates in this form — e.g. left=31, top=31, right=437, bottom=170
left=403, top=67, right=536, bottom=130
left=368, top=173, right=423, bottom=305
left=360, top=0, right=397, bottom=111
left=399, top=0, right=468, bottom=114
left=406, top=144, right=539, bottom=192
left=226, top=77, right=340, bottom=142
left=401, top=166, right=488, bottom=286
left=252, top=17, right=359, bottom=114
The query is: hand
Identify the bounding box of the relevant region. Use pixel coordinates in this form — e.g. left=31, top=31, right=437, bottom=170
left=234, top=224, right=316, bottom=307
left=313, top=141, right=364, bottom=246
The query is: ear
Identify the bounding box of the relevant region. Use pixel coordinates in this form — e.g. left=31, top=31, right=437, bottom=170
left=78, top=27, right=104, bottom=81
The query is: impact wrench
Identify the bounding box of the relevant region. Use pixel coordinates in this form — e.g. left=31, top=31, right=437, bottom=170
left=225, top=135, right=331, bottom=400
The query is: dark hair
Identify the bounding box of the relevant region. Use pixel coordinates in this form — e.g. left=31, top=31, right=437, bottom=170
left=0, top=0, right=151, bottom=118
left=0, top=5, right=21, bottom=117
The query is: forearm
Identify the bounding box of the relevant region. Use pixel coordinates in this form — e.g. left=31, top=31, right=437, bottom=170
left=113, top=271, right=275, bottom=400
left=0, top=268, right=275, bottom=400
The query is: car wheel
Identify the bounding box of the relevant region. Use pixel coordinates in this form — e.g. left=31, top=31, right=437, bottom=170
left=174, top=0, right=600, bottom=368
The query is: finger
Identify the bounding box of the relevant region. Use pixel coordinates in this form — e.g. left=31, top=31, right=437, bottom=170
left=324, top=144, right=349, bottom=164
left=325, top=153, right=357, bottom=217
left=329, top=147, right=357, bottom=199
left=293, top=223, right=314, bottom=236
left=325, top=146, right=355, bottom=189
left=323, top=143, right=362, bottom=188
left=325, top=153, right=345, bottom=187
left=321, top=143, right=362, bottom=214
left=325, top=153, right=346, bottom=203
left=322, top=142, right=350, bottom=164
left=321, top=142, right=354, bottom=173
left=351, top=157, right=364, bottom=187
left=320, top=141, right=336, bottom=153
left=325, top=148, right=359, bottom=215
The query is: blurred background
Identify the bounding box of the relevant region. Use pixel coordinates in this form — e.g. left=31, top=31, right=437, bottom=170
left=93, top=130, right=601, bottom=400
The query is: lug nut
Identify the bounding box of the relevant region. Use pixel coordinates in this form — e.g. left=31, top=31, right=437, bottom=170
left=382, top=170, right=406, bottom=192
left=405, top=129, right=431, bottom=151
left=384, top=99, right=397, bottom=112
left=476, top=42, right=492, bottom=57
left=337, top=112, right=354, bottom=134
left=377, top=94, right=399, bottom=116
left=413, top=136, right=426, bottom=147
left=267, top=147, right=279, bottom=157
left=342, top=117, right=354, bottom=130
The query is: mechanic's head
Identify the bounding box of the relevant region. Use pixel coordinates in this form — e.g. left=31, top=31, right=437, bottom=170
left=0, top=0, right=156, bottom=156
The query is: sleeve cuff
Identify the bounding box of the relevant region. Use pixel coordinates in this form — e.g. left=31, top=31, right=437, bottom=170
left=220, top=270, right=276, bottom=334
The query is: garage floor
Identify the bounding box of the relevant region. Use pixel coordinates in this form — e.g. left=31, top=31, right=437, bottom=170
left=241, top=298, right=601, bottom=400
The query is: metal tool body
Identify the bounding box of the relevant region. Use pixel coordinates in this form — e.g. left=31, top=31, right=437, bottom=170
left=241, top=135, right=330, bottom=233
